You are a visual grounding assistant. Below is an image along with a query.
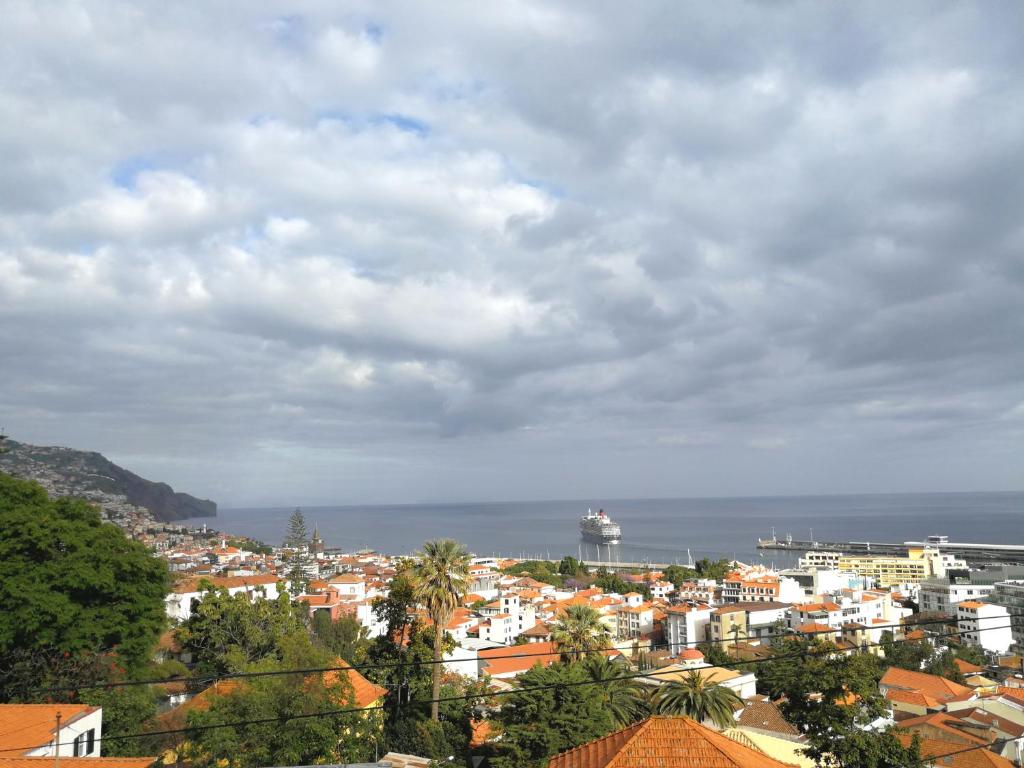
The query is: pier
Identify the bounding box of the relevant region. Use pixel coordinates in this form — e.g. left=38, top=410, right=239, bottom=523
left=757, top=534, right=1024, bottom=565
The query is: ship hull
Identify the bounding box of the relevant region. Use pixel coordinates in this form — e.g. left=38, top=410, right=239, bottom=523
left=580, top=530, right=621, bottom=544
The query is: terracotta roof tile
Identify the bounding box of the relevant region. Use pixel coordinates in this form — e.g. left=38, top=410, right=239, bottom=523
left=0, top=705, right=98, bottom=755
left=881, top=667, right=973, bottom=701
left=547, top=716, right=798, bottom=767
left=895, top=734, right=1014, bottom=768
left=735, top=700, right=800, bottom=737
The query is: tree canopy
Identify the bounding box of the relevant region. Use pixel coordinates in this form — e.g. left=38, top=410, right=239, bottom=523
left=0, top=473, right=169, bottom=675
left=176, top=584, right=308, bottom=676
left=494, top=662, right=616, bottom=768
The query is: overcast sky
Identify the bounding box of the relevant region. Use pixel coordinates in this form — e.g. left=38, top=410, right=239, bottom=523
left=2, top=2, right=1022, bottom=507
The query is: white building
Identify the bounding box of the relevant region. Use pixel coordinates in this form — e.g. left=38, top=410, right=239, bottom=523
left=664, top=603, right=712, bottom=654
left=165, top=574, right=284, bottom=622
left=919, top=579, right=995, bottom=617
left=0, top=704, right=104, bottom=758
left=478, top=593, right=536, bottom=643
left=327, top=573, right=367, bottom=601
left=799, top=551, right=842, bottom=570
left=957, top=600, right=1013, bottom=655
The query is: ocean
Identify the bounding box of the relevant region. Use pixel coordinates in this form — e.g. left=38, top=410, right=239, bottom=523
left=184, top=491, right=1024, bottom=568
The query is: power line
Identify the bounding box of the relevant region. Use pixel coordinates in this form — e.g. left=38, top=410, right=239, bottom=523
left=2, top=620, right=1019, bottom=755
left=27, top=609, right=1020, bottom=695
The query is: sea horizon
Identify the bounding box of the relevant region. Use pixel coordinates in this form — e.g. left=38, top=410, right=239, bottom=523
left=190, top=489, right=1024, bottom=567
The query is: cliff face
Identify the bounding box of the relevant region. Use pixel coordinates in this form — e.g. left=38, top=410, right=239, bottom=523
left=0, top=439, right=216, bottom=521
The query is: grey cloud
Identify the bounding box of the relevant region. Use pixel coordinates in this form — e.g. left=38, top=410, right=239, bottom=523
left=1, top=1, right=1022, bottom=504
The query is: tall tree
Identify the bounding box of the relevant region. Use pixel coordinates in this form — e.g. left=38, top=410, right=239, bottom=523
left=176, top=586, right=308, bottom=676
left=413, top=538, right=470, bottom=721
left=759, top=638, right=924, bottom=768
left=582, top=655, right=647, bottom=727
left=494, top=662, right=614, bottom=768
left=551, top=604, right=611, bottom=663
left=182, top=638, right=371, bottom=768
left=653, top=670, right=742, bottom=729
left=284, top=508, right=310, bottom=593
left=0, top=473, right=169, bottom=676
left=312, top=611, right=369, bottom=663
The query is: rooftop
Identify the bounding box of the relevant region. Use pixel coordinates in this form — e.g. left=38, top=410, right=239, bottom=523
left=546, top=716, right=798, bottom=768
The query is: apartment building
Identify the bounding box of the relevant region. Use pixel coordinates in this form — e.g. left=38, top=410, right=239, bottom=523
left=919, top=578, right=995, bottom=616
left=664, top=603, right=713, bottom=654
left=985, top=580, right=1024, bottom=653
left=837, top=548, right=966, bottom=589
left=709, top=602, right=790, bottom=646
left=956, top=601, right=1013, bottom=655
left=722, top=571, right=803, bottom=604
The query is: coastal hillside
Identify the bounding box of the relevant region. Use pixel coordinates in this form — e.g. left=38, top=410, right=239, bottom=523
left=0, top=438, right=216, bottom=522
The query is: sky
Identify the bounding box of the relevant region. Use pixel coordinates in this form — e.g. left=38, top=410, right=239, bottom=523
left=2, top=2, right=1022, bottom=507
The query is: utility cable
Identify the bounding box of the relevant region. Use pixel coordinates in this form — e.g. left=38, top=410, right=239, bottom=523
left=26, top=609, right=1022, bottom=695
left=1, top=620, right=1019, bottom=754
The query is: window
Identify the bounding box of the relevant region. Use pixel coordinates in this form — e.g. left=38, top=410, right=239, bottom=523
left=72, top=730, right=96, bottom=757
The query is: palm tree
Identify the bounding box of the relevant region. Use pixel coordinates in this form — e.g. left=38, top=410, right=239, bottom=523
left=654, top=670, right=742, bottom=729
left=413, top=538, right=471, bottom=721
left=582, top=655, right=648, bottom=727
left=551, top=604, right=612, bottom=663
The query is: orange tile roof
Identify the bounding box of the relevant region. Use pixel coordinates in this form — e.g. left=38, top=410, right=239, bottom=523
left=993, top=687, right=1024, bottom=705
left=958, top=601, right=987, bottom=610
left=735, top=699, right=800, bottom=737
left=894, top=734, right=1014, bottom=768
left=547, top=716, right=798, bottom=767
left=896, top=712, right=989, bottom=744
left=171, top=574, right=280, bottom=593
left=796, top=622, right=835, bottom=634
left=881, top=667, right=973, bottom=702
left=885, top=688, right=941, bottom=709
left=323, top=659, right=388, bottom=708
left=955, top=658, right=985, bottom=675
left=0, top=705, right=98, bottom=755
left=329, top=573, right=364, bottom=584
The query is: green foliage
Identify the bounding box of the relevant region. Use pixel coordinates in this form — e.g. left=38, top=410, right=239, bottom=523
left=664, top=564, right=699, bottom=588
left=652, top=670, right=741, bottom=728
left=923, top=649, right=965, bottom=684
left=182, top=639, right=373, bottom=768
left=413, top=538, right=471, bottom=721
left=551, top=604, right=611, bottom=663
left=759, top=638, right=924, bottom=767
left=0, top=473, right=169, bottom=674
left=494, top=662, right=616, bottom=768
left=952, top=642, right=988, bottom=668
left=176, top=586, right=308, bottom=676
left=694, top=557, right=734, bottom=581
left=283, top=508, right=310, bottom=593
left=80, top=683, right=159, bottom=757
left=312, top=611, right=370, bottom=662
left=880, top=631, right=930, bottom=672
left=373, top=563, right=418, bottom=640
left=593, top=571, right=652, bottom=600
left=557, top=556, right=588, bottom=576
left=363, top=621, right=478, bottom=762
left=501, top=560, right=564, bottom=588
left=697, top=642, right=733, bottom=667
left=582, top=656, right=647, bottom=727
left=227, top=538, right=273, bottom=556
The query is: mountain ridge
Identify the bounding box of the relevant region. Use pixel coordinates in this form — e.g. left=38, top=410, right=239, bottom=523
left=0, top=438, right=216, bottom=522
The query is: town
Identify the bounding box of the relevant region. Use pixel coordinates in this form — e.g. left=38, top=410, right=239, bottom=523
left=4, top=473, right=1024, bottom=768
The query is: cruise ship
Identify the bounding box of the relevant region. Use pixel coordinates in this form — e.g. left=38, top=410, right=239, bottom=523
left=579, top=508, right=622, bottom=544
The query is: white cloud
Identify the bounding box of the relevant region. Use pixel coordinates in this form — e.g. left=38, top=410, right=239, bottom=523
left=1, top=1, right=1022, bottom=504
